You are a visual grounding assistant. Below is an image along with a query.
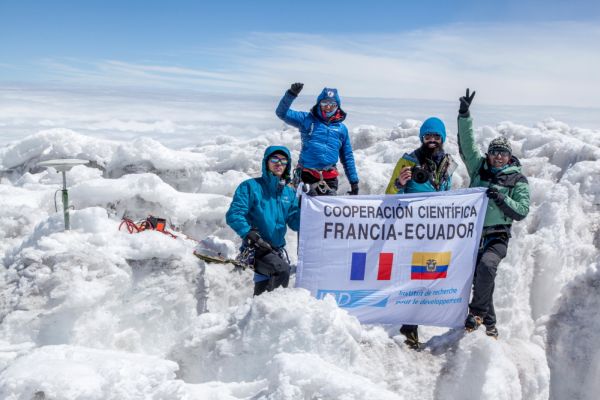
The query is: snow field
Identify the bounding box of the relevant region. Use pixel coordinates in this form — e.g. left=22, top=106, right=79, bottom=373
left=0, top=116, right=598, bottom=399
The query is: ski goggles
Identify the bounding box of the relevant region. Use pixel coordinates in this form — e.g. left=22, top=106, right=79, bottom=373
left=268, top=157, right=288, bottom=166
left=488, top=149, right=511, bottom=157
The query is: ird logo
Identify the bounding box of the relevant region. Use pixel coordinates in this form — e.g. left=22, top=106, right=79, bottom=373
left=316, top=289, right=389, bottom=308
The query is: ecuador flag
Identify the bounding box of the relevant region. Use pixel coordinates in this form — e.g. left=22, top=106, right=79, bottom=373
left=411, top=251, right=452, bottom=280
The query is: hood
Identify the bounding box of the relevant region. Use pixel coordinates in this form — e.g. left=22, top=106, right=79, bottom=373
left=316, top=87, right=341, bottom=106
left=262, top=145, right=292, bottom=182
left=311, top=87, right=346, bottom=123
left=502, top=155, right=523, bottom=174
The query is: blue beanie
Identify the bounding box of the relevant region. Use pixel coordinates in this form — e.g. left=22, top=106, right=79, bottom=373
left=419, top=117, right=446, bottom=143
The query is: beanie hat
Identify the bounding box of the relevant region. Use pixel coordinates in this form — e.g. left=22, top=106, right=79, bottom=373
left=487, top=136, right=512, bottom=154
left=419, top=117, right=447, bottom=143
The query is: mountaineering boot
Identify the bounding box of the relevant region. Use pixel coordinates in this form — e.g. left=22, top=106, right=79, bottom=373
left=464, top=313, right=483, bottom=332
left=485, top=325, right=499, bottom=339
left=400, top=325, right=420, bottom=350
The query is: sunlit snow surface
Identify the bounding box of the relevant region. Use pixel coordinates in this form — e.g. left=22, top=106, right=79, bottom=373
left=0, top=92, right=599, bottom=399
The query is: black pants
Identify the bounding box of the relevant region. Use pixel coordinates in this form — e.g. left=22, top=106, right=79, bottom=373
left=253, top=270, right=290, bottom=296
left=469, top=233, right=509, bottom=326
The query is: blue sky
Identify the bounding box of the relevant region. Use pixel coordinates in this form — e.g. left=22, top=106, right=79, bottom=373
left=1, top=0, right=600, bottom=107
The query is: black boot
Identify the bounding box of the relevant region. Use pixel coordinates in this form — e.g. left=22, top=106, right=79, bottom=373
left=399, top=325, right=420, bottom=350
left=464, top=313, right=483, bottom=332
left=485, top=324, right=499, bottom=339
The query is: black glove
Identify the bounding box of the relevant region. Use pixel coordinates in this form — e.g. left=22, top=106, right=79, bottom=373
left=348, top=183, right=359, bottom=195
left=486, top=187, right=505, bottom=203
left=289, top=82, right=304, bottom=96
left=459, top=88, right=476, bottom=117
left=246, top=230, right=272, bottom=251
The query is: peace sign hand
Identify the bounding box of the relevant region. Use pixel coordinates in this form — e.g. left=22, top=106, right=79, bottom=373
left=459, top=88, right=476, bottom=116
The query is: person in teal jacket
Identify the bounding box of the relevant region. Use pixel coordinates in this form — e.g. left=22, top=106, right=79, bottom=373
left=226, top=145, right=301, bottom=295
left=276, top=83, right=359, bottom=196
left=457, top=89, right=530, bottom=338
left=385, top=117, right=457, bottom=350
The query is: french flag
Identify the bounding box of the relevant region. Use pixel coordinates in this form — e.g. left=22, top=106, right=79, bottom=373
left=350, top=252, right=393, bottom=281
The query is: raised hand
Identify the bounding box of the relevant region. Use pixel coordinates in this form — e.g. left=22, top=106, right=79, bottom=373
left=459, top=88, right=476, bottom=116
left=289, top=82, right=304, bottom=96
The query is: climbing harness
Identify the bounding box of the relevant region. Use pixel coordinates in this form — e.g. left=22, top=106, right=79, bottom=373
left=292, top=165, right=339, bottom=195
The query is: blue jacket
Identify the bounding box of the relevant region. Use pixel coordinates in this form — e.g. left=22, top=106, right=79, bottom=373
left=226, top=145, right=300, bottom=249
left=276, top=88, right=359, bottom=184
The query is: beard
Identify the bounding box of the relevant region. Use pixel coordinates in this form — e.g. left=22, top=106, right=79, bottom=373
left=420, top=141, right=444, bottom=157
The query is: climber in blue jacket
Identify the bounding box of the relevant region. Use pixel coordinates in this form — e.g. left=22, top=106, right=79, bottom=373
left=276, top=83, right=359, bottom=196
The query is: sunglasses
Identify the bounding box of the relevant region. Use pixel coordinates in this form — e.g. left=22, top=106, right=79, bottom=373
left=269, top=157, right=288, bottom=166
left=423, top=133, right=442, bottom=141
left=320, top=101, right=338, bottom=109
left=489, top=149, right=510, bottom=157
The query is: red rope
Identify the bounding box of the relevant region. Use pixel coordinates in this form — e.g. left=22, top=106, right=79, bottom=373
left=119, top=216, right=178, bottom=239
left=119, top=217, right=142, bottom=233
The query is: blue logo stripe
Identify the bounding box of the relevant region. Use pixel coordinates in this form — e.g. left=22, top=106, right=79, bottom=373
left=350, top=252, right=366, bottom=280
left=317, top=289, right=389, bottom=308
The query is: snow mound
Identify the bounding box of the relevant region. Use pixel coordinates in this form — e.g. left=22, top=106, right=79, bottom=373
left=0, top=345, right=179, bottom=400
left=0, top=116, right=598, bottom=399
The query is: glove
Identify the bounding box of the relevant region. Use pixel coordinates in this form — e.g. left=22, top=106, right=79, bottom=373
left=486, top=187, right=505, bottom=203
left=246, top=230, right=261, bottom=243
left=459, top=88, right=476, bottom=116
left=246, top=230, right=272, bottom=251
left=289, top=82, right=304, bottom=96
left=348, top=183, right=359, bottom=195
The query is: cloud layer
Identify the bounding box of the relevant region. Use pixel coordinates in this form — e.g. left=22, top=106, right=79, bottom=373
left=3, top=22, right=600, bottom=107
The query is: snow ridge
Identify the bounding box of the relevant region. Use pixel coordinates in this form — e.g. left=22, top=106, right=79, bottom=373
left=0, top=118, right=598, bottom=399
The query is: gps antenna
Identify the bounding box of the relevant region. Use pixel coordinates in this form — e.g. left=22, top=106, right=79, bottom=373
left=38, top=159, right=89, bottom=230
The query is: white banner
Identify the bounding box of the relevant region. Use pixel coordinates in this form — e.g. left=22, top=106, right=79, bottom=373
left=296, top=188, right=488, bottom=327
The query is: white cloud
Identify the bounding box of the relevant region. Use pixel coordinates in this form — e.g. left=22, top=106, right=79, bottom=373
left=231, top=22, right=600, bottom=107
left=25, top=22, right=600, bottom=107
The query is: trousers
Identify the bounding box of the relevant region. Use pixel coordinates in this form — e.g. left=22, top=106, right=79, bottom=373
left=253, top=270, right=290, bottom=296
left=469, top=233, right=509, bottom=326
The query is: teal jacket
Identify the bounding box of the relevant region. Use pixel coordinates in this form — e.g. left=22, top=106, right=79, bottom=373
left=458, top=116, right=530, bottom=227
left=226, top=145, right=300, bottom=248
